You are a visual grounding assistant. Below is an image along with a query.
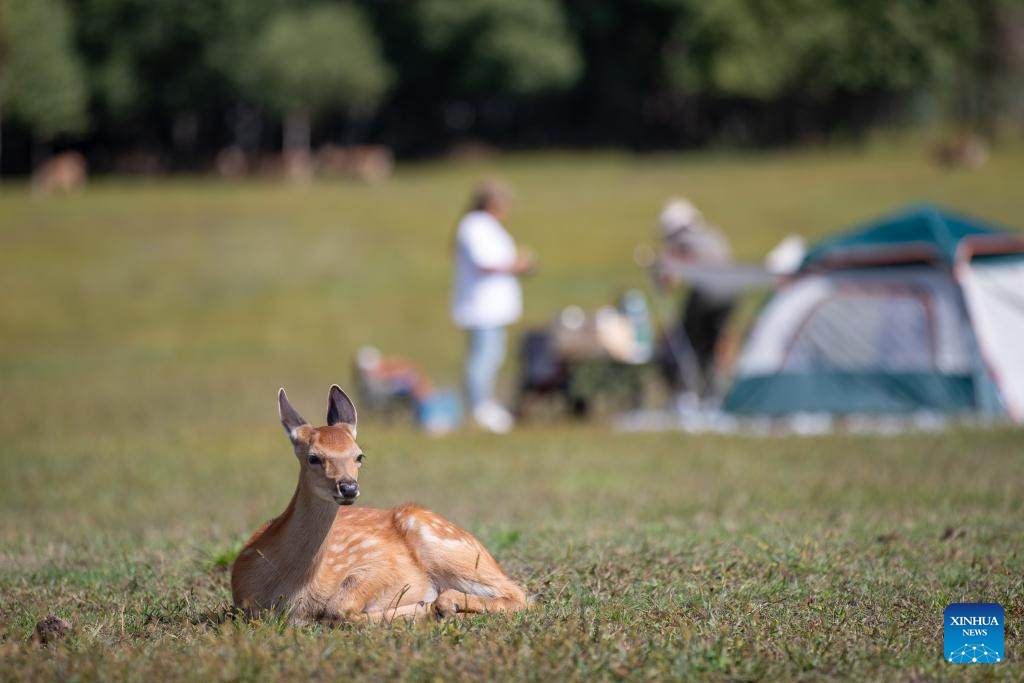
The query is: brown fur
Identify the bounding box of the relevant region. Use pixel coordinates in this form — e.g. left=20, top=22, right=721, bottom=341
left=31, top=152, right=87, bottom=195
left=231, top=386, right=529, bottom=624
left=316, top=144, right=393, bottom=184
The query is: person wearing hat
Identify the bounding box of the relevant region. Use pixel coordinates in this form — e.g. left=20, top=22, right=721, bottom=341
left=451, top=180, right=535, bottom=433
left=655, top=198, right=735, bottom=404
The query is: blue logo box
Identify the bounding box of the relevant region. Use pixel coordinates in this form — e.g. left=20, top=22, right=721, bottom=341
left=944, top=603, right=1004, bottom=663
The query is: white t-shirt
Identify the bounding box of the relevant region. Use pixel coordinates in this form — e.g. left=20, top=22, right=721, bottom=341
left=451, top=211, right=522, bottom=328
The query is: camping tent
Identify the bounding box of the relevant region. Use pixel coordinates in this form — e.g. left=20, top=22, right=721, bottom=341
left=723, top=204, right=1024, bottom=421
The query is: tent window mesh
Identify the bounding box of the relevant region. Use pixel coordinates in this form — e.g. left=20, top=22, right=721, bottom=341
left=783, top=292, right=934, bottom=372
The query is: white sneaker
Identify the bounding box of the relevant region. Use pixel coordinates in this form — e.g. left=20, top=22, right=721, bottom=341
left=473, top=401, right=514, bottom=434
left=673, top=391, right=700, bottom=415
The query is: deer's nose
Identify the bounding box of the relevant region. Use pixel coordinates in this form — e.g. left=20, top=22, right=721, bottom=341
left=337, top=480, right=359, bottom=499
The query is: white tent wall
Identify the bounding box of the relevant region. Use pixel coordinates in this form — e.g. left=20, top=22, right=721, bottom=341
left=734, top=267, right=973, bottom=377
left=959, top=258, right=1024, bottom=421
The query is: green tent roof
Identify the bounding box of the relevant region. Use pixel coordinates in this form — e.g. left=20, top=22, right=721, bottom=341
left=800, top=204, right=1015, bottom=271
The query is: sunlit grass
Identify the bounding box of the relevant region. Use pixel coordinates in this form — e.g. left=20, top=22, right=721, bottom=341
left=1, top=143, right=1022, bottom=680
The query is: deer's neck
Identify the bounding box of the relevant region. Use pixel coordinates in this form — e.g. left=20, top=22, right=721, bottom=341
left=263, top=482, right=338, bottom=585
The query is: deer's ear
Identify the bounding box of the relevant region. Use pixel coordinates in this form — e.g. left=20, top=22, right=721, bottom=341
left=278, top=388, right=310, bottom=443
left=326, top=384, right=358, bottom=437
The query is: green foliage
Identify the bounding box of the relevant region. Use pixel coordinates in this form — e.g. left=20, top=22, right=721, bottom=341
left=2, top=0, right=1024, bottom=163
left=204, top=0, right=288, bottom=102
left=250, top=4, right=390, bottom=117
left=668, top=0, right=979, bottom=99
left=0, top=0, right=88, bottom=138
left=413, top=0, right=581, bottom=96
left=73, top=0, right=239, bottom=118
left=207, top=540, right=243, bottom=571
left=92, top=47, right=138, bottom=117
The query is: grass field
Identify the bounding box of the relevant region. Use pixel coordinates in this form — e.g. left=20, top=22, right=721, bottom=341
left=2, top=141, right=1023, bottom=681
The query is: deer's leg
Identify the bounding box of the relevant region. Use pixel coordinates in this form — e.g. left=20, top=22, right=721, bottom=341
left=429, top=545, right=530, bottom=617
left=433, top=587, right=527, bottom=617
left=354, top=601, right=435, bottom=624
left=432, top=563, right=530, bottom=617
left=320, top=601, right=435, bottom=625
left=393, top=504, right=531, bottom=618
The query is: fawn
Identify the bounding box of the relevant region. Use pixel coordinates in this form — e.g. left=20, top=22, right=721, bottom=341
left=231, top=385, right=529, bottom=623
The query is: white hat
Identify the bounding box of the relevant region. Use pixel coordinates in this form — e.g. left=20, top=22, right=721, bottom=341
left=658, top=198, right=703, bottom=239
left=356, top=345, right=382, bottom=369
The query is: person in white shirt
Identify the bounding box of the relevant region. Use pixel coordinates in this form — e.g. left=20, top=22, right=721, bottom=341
left=451, top=181, right=534, bottom=433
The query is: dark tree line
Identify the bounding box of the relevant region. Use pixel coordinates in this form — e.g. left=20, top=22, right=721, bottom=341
left=1, top=0, right=1022, bottom=174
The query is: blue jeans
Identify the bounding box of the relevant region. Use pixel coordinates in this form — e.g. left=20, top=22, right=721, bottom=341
left=465, top=327, right=507, bottom=410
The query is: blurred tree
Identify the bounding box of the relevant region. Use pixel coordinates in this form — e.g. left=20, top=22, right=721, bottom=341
left=72, top=0, right=237, bottom=164
left=946, top=0, right=1024, bottom=135
left=0, top=0, right=88, bottom=163
left=667, top=0, right=975, bottom=100
left=412, top=0, right=581, bottom=97
left=204, top=0, right=287, bottom=151
left=656, top=0, right=985, bottom=142
left=561, top=0, right=688, bottom=147
left=250, top=3, right=390, bottom=155
left=365, top=0, right=580, bottom=152
left=0, top=0, right=1021, bottom=173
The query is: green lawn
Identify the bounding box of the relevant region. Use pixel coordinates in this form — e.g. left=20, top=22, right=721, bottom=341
left=1, top=142, right=1022, bottom=681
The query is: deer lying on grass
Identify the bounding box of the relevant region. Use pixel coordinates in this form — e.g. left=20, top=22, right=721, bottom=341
left=231, top=385, right=529, bottom=624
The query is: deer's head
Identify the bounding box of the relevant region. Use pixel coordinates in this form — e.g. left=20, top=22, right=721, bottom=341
left=278, top=385, right=364, bottom=506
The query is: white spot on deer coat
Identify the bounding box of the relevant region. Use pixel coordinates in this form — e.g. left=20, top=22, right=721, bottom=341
left=352, top=538, right=378, bottom=552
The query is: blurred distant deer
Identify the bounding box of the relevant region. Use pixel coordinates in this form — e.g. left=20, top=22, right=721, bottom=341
left=317, top=145, right=393, bottom=183
left=931, top=133, right=988, bottom=170
left=231, top=385, right=529, bottom=624
left=215, top=145, right=393, bottom=184
left=32, top=152, right=87, bottom=194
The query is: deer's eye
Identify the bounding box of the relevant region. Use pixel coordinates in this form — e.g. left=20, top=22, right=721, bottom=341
left=355, top=453, right=365, bottom=465
left=307, top=454, right=322, bottom=466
